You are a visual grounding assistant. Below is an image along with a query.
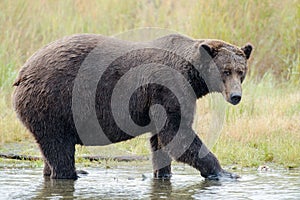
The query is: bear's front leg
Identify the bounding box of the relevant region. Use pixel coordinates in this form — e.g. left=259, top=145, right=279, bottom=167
left=158, top=127, right=239, bottom=180
left=150, top=134, right=172, bottom=179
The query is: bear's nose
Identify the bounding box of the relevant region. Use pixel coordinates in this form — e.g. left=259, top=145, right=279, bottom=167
left=230, top=93, right=241, bottom=105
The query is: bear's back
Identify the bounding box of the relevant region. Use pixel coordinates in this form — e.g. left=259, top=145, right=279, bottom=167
left=13, top=34, right=109, bottom=87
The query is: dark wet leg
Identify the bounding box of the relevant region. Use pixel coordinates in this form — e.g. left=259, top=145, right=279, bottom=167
left=43, top=160, right=51, bottom=177
left=157, top=127, right=239, bottom=180
left=150, top=134, right=172, bottom=179
left=39, top=138, right=77, bottom=180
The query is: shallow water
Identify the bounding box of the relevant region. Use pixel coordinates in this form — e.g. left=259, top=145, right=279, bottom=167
left=0, top=164, right=299, bottom=200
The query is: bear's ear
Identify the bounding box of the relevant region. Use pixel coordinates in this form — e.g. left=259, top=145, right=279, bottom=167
left=199, top=43, right=217, bottom=59
left=241, top=43, right=253, bottom=60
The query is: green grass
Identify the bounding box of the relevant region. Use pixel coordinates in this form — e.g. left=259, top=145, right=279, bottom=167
left=0, top=0, right=299, bottom=168
left=214, top=80, right=300, bottom=168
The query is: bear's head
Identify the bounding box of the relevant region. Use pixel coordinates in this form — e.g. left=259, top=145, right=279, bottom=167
left=196, top=40, right=253, bottom=105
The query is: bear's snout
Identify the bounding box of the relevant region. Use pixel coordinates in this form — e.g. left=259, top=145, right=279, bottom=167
left=229, top=92, right=242, bottom=105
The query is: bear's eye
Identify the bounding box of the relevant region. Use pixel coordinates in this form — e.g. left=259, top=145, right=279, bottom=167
left=223, top=70, right=231, bottom=76
left=237, top=70, right=244, bottom=76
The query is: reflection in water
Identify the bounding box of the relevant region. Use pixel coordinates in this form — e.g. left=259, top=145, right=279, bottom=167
left=1, top=166, right=300, bottom=199
left=30, top=171, right=224, bottom=200
left=150, top=178, right=223, bottom=200
left=33, top=178, right=75, bottom=199
left=151, top=179, right=173, bottom=199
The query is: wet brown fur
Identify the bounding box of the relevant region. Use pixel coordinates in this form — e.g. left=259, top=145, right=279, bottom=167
left=13, top=34, right=252, bottom=179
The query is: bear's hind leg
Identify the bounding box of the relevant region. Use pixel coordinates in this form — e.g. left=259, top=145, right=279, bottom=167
left=38, top=138, right=77, bottom=180
left=150, top=134, right=172, bottom=179
left=43, top=160, right=51, bottom=177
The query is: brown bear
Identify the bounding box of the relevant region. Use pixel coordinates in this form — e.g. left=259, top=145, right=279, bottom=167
left=13, top=33, right=252, bottom=180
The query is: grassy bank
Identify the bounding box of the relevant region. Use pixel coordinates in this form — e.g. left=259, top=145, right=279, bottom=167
left=0, top=0, right=299, bottom=168
left=215, top=78, right=300, bottom=168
